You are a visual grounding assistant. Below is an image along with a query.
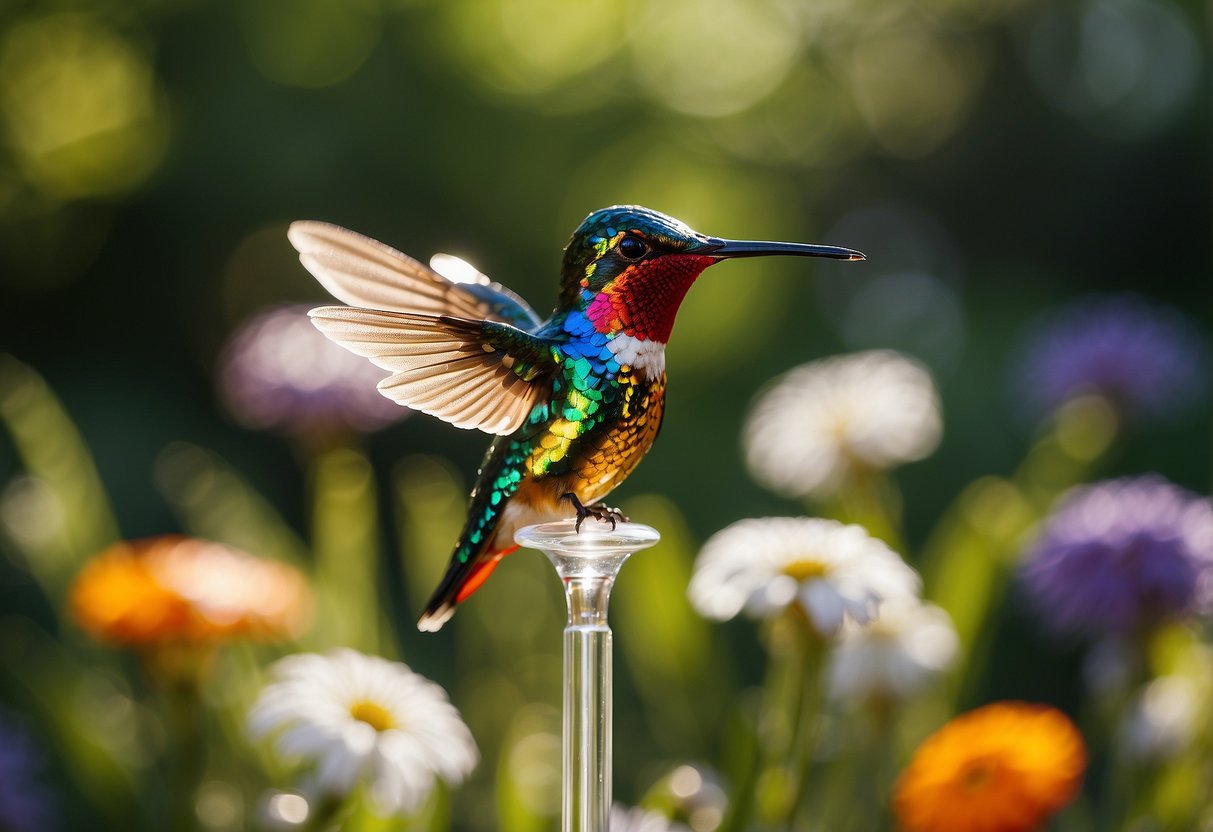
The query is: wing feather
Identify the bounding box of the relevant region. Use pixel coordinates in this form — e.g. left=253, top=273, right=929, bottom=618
left=289, top=221, right=541, bottom=327
left=309, top=306, right=546, bottom=435
left=460, top=387, right=500, bottom=425
left=292, top=221, right=551, bottom=435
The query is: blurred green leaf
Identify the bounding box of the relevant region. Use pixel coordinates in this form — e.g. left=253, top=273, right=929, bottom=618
left=310, top=445, right=383, bottom=653
left=919, top=476, right=1032, bottom=703
left=154, top=441, right=308, bottom=567
left=614, top=493, right=721, bottom=752
left=1015, top=395, right=1119, bottom=510
left=0, top=354, right=119, bottom=593
left=0, top=616, right=141, bottom=829
left=494, top=704, right=560, bottom=832
left=394, top=455, right=466, bottom=616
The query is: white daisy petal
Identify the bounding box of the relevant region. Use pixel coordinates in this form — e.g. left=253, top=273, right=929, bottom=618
left=315, top=735, right=367, bottom=794
left=840, top=591, right=879, bottom=627
left=247, top=649, right=478, bottom=818
left=689, top=517, right=920, bottom=635
left=801, top=580, right=846, bottom=636
left=374, top=732, right=437, bottom=813
left=743, top=350, right=941, bottom=499
left=826, top=598, right=959, bottom=703
left=276, top=722, right=341, bottom=759
left=746, top=575, right=798, bottom=617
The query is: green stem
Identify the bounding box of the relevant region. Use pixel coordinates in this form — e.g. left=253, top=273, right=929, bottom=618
left=719, top=613, right=829, bottom=832
left=715, top=714, right=760, bottom=832
left=719, top=613, right=807, bottom=832
left=145, top=644, right=215, bottom=832
left=785, top=624, right=825, bottom=830
left=830, top=467, right=903, bottom=552
left=717, top=642, right=785, bottom=832
left=859, top=702, right=896, bottom=832
left=167, top=678, right=203, bottom=832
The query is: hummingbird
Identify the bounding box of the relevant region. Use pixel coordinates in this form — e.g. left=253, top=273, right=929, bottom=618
left=289, top=205, right=863, bottom=631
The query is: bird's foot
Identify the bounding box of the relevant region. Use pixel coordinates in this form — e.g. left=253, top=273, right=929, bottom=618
left=561, top=492, right=629, bottom=532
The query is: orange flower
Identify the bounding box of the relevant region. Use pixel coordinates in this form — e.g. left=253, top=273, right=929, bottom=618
left=70, top=536, right=309, bottom=645
left=893, top=702, right=1086, bottom=832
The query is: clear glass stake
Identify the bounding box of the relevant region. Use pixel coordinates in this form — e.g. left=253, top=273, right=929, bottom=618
left=515, top=519, right=661, bottom=832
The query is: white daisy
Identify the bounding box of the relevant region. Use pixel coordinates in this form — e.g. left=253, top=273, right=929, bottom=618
left=826, top=597, right=958, bottom=703
left=743, top=350, right=942, bottom=499
left=248, top=649, right=478, bottom=816
left=688, top=517, right=920, bottom=636
left=609, top=804, right=692, bottom=832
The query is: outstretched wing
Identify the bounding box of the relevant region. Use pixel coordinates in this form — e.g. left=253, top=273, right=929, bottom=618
left=291, top=221, right=553, bottom=435
left=308, top=307, right=554, bottom=435
left=288, top=221, right=543, bottom=329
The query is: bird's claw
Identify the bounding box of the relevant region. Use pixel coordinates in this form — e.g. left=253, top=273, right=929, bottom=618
left=579, top=504, right=627, bottom=532
left=561, top=492, right=629, bottom=533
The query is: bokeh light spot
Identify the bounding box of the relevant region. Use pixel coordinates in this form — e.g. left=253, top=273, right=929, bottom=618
left=709, top=64, right=866, bottom=169
left=220, top=224, right=323, bottom=329
left=195, top=781, right=243, bottom=831
left=819, top=201, right=966, bottom=372
left=1021, top=0, right=1199, bottom=137
left=240, top=0, right=381, bottom=88
left=631, top=0, right=802, bottom=117
left=440, top=0, right=622, bottom=96
left=0, top=475, right=66, bottom=554
left=0, top=13, right=168, bottom=199
left=847, top=27, right=987, bottom=157
left=263, top=792, right=309, bottom=828
left=842, top=271, right=966, bottom=373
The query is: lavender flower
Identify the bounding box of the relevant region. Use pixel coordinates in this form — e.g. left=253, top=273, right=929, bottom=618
left=218, top=304, right=407, bottom=436
left=1012, top=294, right=1208, bottom=421
left=0, top=714, right=57, bottom=832
left=1022, top=476, right=1213, bottom=636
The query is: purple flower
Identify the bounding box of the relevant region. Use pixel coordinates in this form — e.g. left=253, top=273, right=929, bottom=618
left=0, top=714, right=57, bottom=832
left=1022, top=476, right=1213, bottom=636
left=217, top=304, right=408, bottom=437
left=1012, top=294, right=1208, bottom=421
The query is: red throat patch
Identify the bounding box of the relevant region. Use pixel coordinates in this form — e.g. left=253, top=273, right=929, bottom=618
left=587, top=254, right=715, bottom=342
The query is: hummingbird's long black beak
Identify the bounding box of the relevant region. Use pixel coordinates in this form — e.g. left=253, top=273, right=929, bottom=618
left=702, top=237, right=865, bottom=261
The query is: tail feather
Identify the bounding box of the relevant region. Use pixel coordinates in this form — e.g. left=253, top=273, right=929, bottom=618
left=416, top=436, right=527, bottom=632
left=417, top=602, right=456, bottom=633
left=417, top=603, right=456, bottom=635
left=416, top=544, right=519, bottom=632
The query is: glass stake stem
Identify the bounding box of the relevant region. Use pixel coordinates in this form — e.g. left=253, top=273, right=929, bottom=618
left=516, top=519, right=661, bottom=832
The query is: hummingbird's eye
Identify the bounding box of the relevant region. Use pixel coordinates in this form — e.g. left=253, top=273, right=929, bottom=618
left=617, top=236, right=648, bottom=261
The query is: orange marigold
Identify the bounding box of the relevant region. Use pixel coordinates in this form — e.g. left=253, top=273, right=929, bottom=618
left=70, top=536, right=309, bottom=645
left=892, top=701, right=1087, bottom=832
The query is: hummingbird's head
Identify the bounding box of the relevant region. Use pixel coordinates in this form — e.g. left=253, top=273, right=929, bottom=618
left=559, top=205, right=864, bottom=343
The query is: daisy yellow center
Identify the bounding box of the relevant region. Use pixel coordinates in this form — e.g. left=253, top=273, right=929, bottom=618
left=349, top=700, right=396, bottom=732
left=782, top=558, right=829, bottom=581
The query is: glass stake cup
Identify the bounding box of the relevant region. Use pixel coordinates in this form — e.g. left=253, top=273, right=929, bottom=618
left=516, top=518, right=661, bottom=832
